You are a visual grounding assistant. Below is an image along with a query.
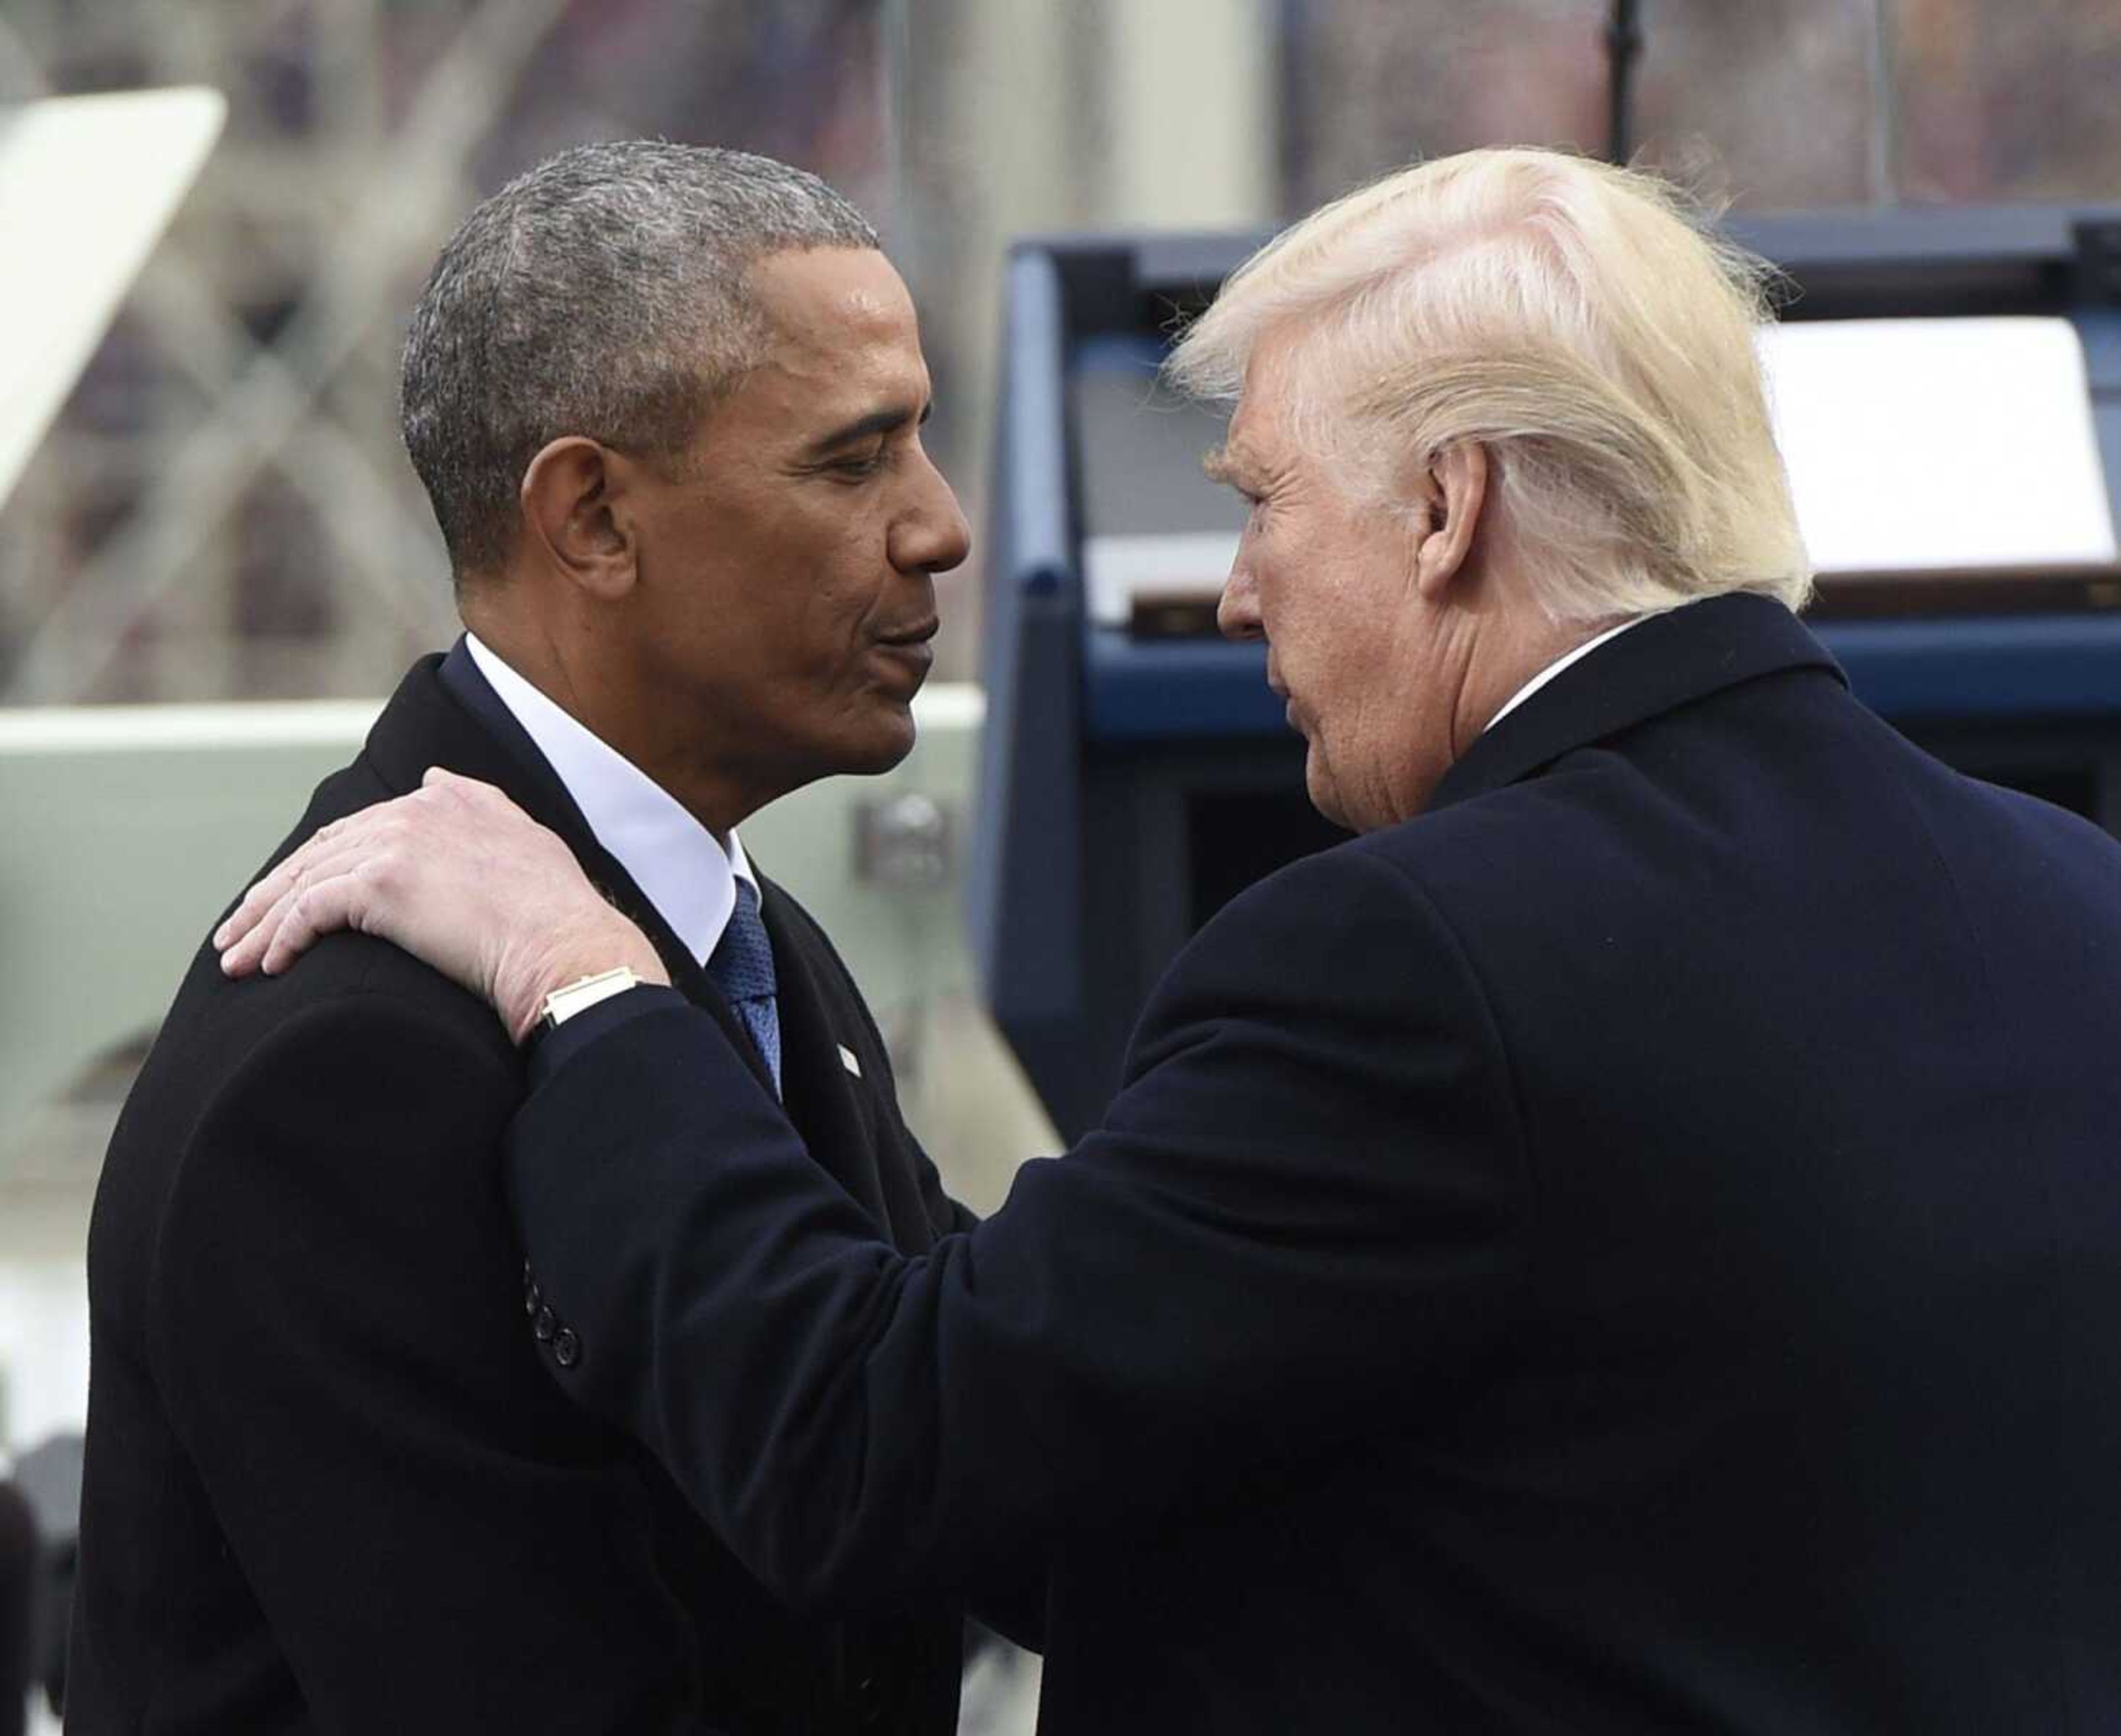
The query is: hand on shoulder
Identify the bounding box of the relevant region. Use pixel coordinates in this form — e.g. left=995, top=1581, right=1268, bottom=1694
left=214, top=767, right=668, bottom=1041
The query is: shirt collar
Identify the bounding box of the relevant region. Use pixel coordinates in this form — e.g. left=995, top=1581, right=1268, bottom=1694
left=462, top=633, right=755, bottom=967
left=1482, top=615, right=1649, bottom=735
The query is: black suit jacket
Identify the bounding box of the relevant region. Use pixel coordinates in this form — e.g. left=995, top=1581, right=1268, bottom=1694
left=508, top=594, right=2121, bottom=1733
left=0, top=1482, right=32, bottom=1736
left=67, top=648, right=969, bottom=1734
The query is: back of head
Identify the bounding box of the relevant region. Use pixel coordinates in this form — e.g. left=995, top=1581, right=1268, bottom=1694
left=401, top=140, right=879, bottom=582
left=1168, top=147, right=1811, bottom=622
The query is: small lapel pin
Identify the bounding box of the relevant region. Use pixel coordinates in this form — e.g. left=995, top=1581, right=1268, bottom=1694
left=837, top=1043, right=863, bottom=1078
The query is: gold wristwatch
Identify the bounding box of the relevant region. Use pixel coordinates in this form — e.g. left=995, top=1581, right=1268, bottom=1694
left=536, top=966, right=645, bottom=1035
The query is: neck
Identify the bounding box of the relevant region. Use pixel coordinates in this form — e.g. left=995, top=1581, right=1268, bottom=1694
left=1449, top=608, right=1608, bottom=759
left=462, top=604, right=772, bottom=842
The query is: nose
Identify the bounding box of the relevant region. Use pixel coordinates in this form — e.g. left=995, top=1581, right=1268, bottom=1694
left=1217, top=548, right=1263, bottom=642
left=891, top=446, right=972, bottom=575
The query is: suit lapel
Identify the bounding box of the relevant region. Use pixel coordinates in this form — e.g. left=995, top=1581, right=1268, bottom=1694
left=1428, top=592, right=1848, bottom=814
left=368, top=650, right=915, bottom=1226
left=361, top=651, right=775, bottom=1100
left=756, top=875, right=898, bottom=1233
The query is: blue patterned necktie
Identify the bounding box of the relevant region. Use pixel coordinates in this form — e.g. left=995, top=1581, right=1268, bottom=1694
left=707, top=878, right=781, bottom=1096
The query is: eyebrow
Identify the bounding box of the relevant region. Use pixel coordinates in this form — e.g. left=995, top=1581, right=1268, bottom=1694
left=801, top=399, right=931, bottom=461
left=1201, top=443, right=1249, bottom=487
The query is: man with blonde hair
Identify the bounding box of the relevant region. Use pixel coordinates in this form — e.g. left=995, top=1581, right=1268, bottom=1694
left=224, top=147, right=2121, bottom=1733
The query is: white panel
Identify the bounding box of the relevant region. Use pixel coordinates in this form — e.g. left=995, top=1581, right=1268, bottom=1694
left=1105, top=0, right=1275, bottom=229
left=0, top=86, right=228, bottom=511
left=1083, top=530, right=1240, bottom=627
left=0, top=1258, right=89, bottom=1454
left=0, top=699, right=378, bottom=753
left=1759, top=316, right=2119, bottom=574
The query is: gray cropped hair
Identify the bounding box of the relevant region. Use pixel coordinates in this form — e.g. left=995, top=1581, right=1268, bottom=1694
left=401, top=140, right=879, bottom=578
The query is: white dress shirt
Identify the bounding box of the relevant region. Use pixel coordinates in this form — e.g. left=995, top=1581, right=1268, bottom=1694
left=1483, top=615, right=1649, bottom=735
left=463, top=633, right=756, bottom=969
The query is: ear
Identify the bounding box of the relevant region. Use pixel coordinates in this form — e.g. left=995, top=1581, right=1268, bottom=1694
left=1412, top=441, right=1489, bottom=603
left=519, top=436, right=639, bottom=601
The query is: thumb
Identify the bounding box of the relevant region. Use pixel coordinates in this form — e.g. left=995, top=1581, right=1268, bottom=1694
left=422, top=764, right=509, bottom=808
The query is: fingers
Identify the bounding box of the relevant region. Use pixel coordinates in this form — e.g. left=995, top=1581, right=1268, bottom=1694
left=258, top=867, right=382, bottom=978
left=217, top=815, right=403, bottom=975
left=214, top=769, right=547, bottom=990
left=214, top=814, right=349, bottom=954
left=217, top=837, right=376, bottom=977
left=214, top=793, right=430, bottom=967
left=422, top=764, right=506, bottom=805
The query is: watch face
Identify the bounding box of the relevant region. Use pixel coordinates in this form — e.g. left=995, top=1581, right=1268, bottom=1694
left=544, top=968, right=639, bottom=1030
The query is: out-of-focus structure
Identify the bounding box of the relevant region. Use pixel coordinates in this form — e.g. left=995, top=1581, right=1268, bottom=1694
left=0, top=87, right=226, bottom=514
left=9, top=1, right=2119, bottom=713
left=0, top=0, right=1279, bottom=706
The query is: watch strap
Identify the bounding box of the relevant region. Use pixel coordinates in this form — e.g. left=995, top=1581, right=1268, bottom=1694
left=537, top=966, right=645, bottom=1034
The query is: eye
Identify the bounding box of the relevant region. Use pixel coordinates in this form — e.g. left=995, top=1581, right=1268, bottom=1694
left=826, top=446, right=887, bottom=480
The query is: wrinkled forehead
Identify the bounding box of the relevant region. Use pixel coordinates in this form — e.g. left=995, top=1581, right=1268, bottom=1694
left=751, top=245, right=921, bottom=360
left=1225, top=324, right=1317, bottom=461
left=718, top=246, right=931, bottom=437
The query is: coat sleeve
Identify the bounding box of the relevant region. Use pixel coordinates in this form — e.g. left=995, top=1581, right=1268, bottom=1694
left=508, top=844, right=1530, bottom=1614
left=154, top=986, right=707, bottom=1734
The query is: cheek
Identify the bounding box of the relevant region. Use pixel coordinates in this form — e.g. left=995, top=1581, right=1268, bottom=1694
left=737, top=524, right=880, bottom=673
left=798, top=564, right=887, bottom=674
left=1290, top=614, right=1394, bottom=757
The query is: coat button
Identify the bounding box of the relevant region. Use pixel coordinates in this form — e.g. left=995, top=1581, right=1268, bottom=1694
left=524, top=1283, right=542, bottom=1317
left=552, top=1328, right=581, bottom=1368
left=532, top=1306, right=556, bottom=1342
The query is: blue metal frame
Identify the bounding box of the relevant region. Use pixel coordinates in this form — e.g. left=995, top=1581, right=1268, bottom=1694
left=965, top=249, right=1094, bottom=1106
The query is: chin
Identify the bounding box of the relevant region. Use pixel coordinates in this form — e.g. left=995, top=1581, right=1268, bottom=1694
left=1304, top=751, right=1350, bottom=831
left=836, top=706, right=919, bottom=776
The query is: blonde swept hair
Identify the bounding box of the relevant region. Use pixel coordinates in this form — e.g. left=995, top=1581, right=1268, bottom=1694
left=1165, top=147, right=1813, bottom=621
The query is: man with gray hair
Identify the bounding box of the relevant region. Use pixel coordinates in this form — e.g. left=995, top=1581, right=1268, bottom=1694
left=69, top=141, right=981, bottom=1732
left=226, top=148, right=2121, bottom=1731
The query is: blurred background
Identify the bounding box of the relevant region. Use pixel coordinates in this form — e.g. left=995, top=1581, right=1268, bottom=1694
left=4, top=2, right=2121, bottom=1729
left=6, top=0, right=2121, bottom=705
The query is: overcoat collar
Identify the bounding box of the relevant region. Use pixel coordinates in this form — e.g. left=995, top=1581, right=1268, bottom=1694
left=360, top=645, right=777, bottom=1101
left=1426, top=592, right=1846, bottom=815
left=758, top=893, right=909, bottom=1240
left=365, top=644, right=909, bottom=1232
